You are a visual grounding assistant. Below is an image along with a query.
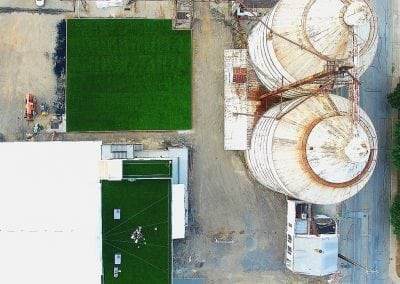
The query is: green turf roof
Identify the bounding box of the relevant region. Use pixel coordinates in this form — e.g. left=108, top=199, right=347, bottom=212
left=66, top=19, right=192, bottom=131
left=123, top=160, right=172, bottom=178
left=102, top=180, right=171, bottom=284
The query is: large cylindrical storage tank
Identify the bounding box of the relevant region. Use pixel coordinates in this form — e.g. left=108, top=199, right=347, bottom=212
left=247, top=0, right=378, bottom=98
left=245, top=94, right=378, bottom=204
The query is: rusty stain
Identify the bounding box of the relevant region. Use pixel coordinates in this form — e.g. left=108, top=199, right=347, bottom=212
left=246, top=93, right=378, bottom=203
left=248, top=0, right=378, bottom=98
left=298, top=108, right=375, bottom=188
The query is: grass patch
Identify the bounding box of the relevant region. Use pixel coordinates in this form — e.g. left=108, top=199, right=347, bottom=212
left=102, top=180, right=171, bottom=284
left=66, top=19, right=192, bottom=131
left=123, top=160, right=172, bottom=178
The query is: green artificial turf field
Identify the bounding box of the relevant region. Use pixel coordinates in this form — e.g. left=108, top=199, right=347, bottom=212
left=66, top=19, right=192, bottom=131
left=123, top=160, right=172, bottom=178
left=102, top=180, right=171, bottom=284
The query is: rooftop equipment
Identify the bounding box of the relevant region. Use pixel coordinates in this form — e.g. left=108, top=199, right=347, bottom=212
left=286, top=200, right=338, bottom=276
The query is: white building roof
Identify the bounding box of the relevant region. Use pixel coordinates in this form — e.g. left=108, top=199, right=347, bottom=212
left=286, top=200, right=338, bottom=276
left=0, top=141, right=103, bottom=284
left=101, top=146, right=190, bottom=230
left=224, top=49, right=249, bottom=150
left=292, top=235, right=339, bottom=276
left=99, top=159, right=123, bottom=180
left=172, top=184, right=186, bottom=239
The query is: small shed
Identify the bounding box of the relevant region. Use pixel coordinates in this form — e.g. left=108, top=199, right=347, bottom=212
left=286, top=200, right=338, bottom=276
left=172, top=184, right=186, bottom=239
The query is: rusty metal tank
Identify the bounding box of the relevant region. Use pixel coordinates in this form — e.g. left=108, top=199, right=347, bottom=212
left=247, top=0, right=378, bottom=98
left=245, top=94, right=378, bottom=204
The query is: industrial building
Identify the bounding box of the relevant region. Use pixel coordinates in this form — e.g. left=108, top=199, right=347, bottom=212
left=0, top=141, right=188, bottom=284
left=286, top=200, right=339, bottom=276
left=100, top=143, right=189, bottom=239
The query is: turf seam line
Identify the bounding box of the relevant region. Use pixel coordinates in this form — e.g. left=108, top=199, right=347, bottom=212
left=104, top=195, right=168, bottom=236
left=104, top=240, right=168, bottom=274
left=103, top=239, right=168, bottom=248
left=139, top=243, right=168, bottom=249
left=104, top=220, right=168, bottom=238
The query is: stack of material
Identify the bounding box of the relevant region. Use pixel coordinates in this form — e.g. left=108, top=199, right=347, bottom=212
left=96, top=0, right=123, bottom=8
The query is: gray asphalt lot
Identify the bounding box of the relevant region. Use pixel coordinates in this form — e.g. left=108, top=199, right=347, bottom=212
left=338, top=0, right=393, bottom=283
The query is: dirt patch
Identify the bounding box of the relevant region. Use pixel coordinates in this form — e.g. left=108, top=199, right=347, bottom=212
left=172, top=3, right=317, bottom=282
left=212, top=230, right=235, bottom=242
left=0, top=13, right=64, bottom=140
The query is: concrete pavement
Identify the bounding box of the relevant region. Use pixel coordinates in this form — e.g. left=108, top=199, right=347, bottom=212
left=389, top=0, right=400, bottom=281
left=338, top=0, right=393, bottom=283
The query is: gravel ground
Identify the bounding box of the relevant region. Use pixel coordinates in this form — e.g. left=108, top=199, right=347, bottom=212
left=0, top=13, right=64, bottom=140
left=172, top=3, right=324, bottom=283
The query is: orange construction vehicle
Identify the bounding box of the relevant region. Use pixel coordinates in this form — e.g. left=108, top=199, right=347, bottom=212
left=24, top=93, right=37, bottom=121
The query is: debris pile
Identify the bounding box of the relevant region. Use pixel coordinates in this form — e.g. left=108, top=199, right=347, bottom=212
left=52, top=20, right=66, bottom=116
left=130, top=226, right=144, bottom=244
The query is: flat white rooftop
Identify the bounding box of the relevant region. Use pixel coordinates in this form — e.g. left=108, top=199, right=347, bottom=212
left=172, top=184, right=186, bottom=239
left=224, top=49, right=249, bottom=150
left=0, top=141, right=102, bottom=284
left=292, top=235, right=338, bottom=276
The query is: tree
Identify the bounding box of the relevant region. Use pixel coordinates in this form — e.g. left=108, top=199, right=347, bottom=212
left=392, top=144, right=400, bottom=170
left=391, top=193, right=400, bottom=237
left=387, top=83, right=400, bottom=109
left=394, top=121, right=400, bottom=142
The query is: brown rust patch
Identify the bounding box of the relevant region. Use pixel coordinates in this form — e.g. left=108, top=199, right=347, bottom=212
left=298, top=114, right=376, bottom=188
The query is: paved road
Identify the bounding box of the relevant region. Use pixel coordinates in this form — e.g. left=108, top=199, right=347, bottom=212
left=338, top=0, right=393, bottom=283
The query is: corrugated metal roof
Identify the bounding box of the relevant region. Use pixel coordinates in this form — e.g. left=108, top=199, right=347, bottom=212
left=292, top=235, right=338, bottom=276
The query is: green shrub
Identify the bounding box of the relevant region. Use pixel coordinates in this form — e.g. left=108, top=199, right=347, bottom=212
left=387, top=83, right=400, bottom=109
left=392, top=144, right=400, bottom=170
left=391, top=193, right=400, bottom=237
left=394, top=121, right=400, bottom=142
